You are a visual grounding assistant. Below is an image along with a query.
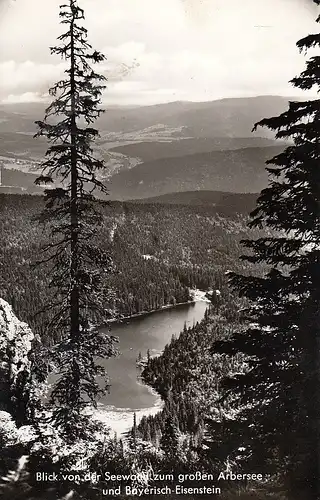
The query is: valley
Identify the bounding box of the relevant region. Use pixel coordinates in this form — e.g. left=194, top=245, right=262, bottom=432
left=0, top=95, right=290, bottom=198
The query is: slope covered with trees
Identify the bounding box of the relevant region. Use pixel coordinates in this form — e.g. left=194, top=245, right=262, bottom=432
left=0, top=193, right=254, bottom=344
left=109, top=145, right=285, bottom=200
left=108, top=137, right=284, bottom=162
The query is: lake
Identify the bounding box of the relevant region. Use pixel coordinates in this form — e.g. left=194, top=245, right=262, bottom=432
left=94, top=300, right=209, bottom=434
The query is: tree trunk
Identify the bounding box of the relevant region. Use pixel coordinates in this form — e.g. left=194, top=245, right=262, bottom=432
left=70, top=20, right=80, bottom=341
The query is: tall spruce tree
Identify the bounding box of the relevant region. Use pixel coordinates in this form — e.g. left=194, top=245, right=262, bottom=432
left=34, top=0, right=117, bottom=441
left=211, top=4, right=320, bottom=499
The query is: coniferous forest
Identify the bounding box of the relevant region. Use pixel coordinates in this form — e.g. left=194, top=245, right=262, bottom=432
left=1, top=1, right=320, bottom=499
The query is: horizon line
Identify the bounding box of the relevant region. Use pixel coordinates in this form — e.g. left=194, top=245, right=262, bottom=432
left=0, top=93, right=316, bottom=108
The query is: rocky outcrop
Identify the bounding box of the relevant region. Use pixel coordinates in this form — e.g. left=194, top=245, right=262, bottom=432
left=0, top=299, right=34, bottom=425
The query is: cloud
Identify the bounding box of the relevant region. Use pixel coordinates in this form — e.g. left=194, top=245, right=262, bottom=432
left=2, top=92, right=48, bottom=104
left=0, top=0, right=318, bottom=104
left=0, top=60, right=66, bottom=91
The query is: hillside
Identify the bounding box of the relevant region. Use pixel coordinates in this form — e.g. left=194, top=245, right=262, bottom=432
left=0, top=168, right=43, bottom=194
left=0, top=132, right=47, bottom=160
left=108, top=137, right=284, bottom=162
left=0, top=193, right=257, bottom=345
left=130, top=190, right=258, bottom=213
left=109, top=145, right=284, bottom=200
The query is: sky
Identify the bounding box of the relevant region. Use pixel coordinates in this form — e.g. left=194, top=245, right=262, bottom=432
left=0, top=0, right=319, bottom=105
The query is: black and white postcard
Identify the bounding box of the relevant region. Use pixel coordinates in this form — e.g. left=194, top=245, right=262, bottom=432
left=0, top=1, right=319, bottom=499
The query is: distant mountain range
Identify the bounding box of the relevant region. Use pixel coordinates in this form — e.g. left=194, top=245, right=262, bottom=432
left=0, top=95, right=294, bottom=198
left=0, top=94, right=292, bottom=137
left=105, top=95, right=291, bottom=138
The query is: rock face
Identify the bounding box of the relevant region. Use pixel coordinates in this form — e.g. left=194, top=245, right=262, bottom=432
left=0, top=299, right=34, bottom=424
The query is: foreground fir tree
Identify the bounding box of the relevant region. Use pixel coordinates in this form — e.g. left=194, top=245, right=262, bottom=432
left=34, top=0, right=117, bottom=441
left=211, top=3, right=320, bottom=499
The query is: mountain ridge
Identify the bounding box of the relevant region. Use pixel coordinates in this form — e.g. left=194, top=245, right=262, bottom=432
left=0, top=95, right=301, bottom=136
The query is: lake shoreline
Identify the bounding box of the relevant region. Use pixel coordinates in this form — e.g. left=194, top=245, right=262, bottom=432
left=94, top=295, right=209, bottom=435
left=103, top=289, right=211, bottom=327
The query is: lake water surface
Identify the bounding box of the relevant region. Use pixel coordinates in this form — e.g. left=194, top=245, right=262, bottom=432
left=95, top=301, right=208, bottom=433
